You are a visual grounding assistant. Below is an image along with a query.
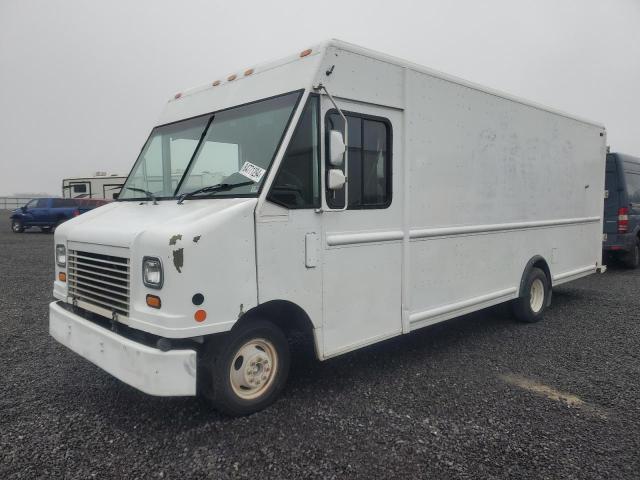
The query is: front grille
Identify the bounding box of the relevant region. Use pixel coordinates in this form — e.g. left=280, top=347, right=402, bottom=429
left=67, top=250, right=130, bottom=318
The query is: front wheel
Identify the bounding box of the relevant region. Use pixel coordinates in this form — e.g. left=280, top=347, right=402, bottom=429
left=11, top=219, right=24, bottom=233
left=512, top=267, right=550, bottom=323
left=200, top=320, right=290, bottom=416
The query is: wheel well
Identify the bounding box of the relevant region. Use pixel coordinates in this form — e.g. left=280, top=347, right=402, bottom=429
left=234, top=299, right=316, bottom=345
left=519, top=256, right=552, bottom=297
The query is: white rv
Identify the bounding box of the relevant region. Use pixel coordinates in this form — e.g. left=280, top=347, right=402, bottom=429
left=50, top=40, right=606, bottom=415
left=62, top=173, right=126, bottom=200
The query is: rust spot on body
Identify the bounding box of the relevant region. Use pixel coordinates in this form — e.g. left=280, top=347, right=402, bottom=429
left=172, top=248, right=184, bottom=273
left=193, top=235, right=201, bottom=243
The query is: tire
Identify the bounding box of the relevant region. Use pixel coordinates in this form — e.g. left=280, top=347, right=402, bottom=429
left=199, top=319, right=290, bottom=416
left=622, top=239, right=640, bottom=269
left=512, top=267, right=550, bottom=323
left=11, top=219, right=24, bottom=233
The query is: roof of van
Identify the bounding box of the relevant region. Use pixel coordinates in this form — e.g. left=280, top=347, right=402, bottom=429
left=609, top=152, right=640, bottom=164
left=171, top=39, right=605, bottom=129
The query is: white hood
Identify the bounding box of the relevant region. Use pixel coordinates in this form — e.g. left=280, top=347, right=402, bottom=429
left=56, top=198, right=256, bottom=247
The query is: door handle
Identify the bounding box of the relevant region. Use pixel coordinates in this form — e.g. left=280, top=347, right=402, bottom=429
left=305, top=233, right=319, bottom=268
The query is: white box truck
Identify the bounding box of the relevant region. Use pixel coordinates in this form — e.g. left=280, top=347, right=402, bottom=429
left=50, top=40, right=606, bottom=415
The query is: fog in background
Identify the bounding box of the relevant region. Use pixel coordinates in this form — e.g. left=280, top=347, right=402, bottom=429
left=1, top=0, right=639, bottom=196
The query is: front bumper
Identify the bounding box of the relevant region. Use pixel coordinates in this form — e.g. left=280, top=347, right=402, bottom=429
left=49, top=302, right=197, bottom=396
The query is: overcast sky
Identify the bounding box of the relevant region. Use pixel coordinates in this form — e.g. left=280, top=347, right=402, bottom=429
left=1, top=0, right=639, bottom=196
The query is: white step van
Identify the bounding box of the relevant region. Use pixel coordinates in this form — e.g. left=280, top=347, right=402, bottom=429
left=50, top=40, right=607, bottom=415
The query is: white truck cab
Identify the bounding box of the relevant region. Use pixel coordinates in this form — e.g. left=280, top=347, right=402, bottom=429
left=50, top=40, right=606, bottom=415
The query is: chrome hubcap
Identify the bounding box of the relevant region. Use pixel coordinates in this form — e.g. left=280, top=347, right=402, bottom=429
left=229, top=338, right=278, bottom=400
left=530, top=278, right=545, bottom=313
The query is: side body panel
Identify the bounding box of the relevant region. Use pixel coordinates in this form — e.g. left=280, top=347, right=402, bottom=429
left=621, top=156, right=640, bottom=239
left=603, top=154, right=622, bottom=235
left=603, top=153, right=640, bottom=252
left=403, top=67, right=606, bottom=330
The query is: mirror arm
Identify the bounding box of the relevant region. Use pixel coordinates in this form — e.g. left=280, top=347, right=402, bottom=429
left=314, top=83, right=348, bottom=211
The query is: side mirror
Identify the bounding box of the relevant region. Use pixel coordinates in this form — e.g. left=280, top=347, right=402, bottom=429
left=329, top=130, right=346, bottom=167
left=327, top=169, right=346, bottom=190
left=21, top=205, right=27, bottom=212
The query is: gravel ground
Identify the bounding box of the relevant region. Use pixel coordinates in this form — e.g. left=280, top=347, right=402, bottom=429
left=1, top=214, right=639, bottom=479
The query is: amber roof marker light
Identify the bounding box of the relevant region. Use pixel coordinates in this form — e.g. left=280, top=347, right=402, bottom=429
left=300, top=48, right=312, bottom=58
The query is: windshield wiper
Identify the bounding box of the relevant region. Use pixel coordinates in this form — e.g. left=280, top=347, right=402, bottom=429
left=177, top=181, right=254, bottom=204
left=123, top=187, right=158, bottom=205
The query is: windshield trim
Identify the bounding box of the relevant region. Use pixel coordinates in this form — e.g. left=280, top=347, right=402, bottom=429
left=118, top=89, right=305, bottom=202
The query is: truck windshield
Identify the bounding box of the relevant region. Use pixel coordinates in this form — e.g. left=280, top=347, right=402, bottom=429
left=119, top=91, right=301, bottom=200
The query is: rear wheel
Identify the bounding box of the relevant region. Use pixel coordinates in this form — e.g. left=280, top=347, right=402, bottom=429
left=11, top=219, right=24, bottom=233
left=200, top=320, right=290, bottom=416
left=512, top=267, right=550, bottom=323
left=622, top=239, right=640, bottom=269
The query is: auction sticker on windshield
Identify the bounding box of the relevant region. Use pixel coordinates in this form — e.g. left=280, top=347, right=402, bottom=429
left=239, top=162, right=266, bottom=183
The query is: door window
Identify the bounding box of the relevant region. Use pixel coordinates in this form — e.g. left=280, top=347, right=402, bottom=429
left=52, top=199, right=78, bottom=208
left=268, top=95, right=320, bottom=208
left=35, top=198, right=48, bottom=208
left=325, top=111, right=391, bottom=209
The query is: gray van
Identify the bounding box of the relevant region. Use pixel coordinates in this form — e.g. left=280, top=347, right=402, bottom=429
left=603, top=153, right=640, bottom=268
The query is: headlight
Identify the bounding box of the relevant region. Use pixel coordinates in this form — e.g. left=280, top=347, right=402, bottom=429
left=143, top=257, right=163, bottom=289
left=56, top=244, right=66, bottom=267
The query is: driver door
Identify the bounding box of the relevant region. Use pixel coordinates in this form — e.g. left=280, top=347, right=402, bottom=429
left=255, top=94, right=324, bottom=332
left=30, top=198, right=50, bottom=225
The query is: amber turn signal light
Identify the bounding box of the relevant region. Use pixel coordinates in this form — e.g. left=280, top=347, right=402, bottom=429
left=58, top=272, right=66, bottom=282
left=194, top=310, right=207, bottom=322
left=146, top=294, right=161, bottom=309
